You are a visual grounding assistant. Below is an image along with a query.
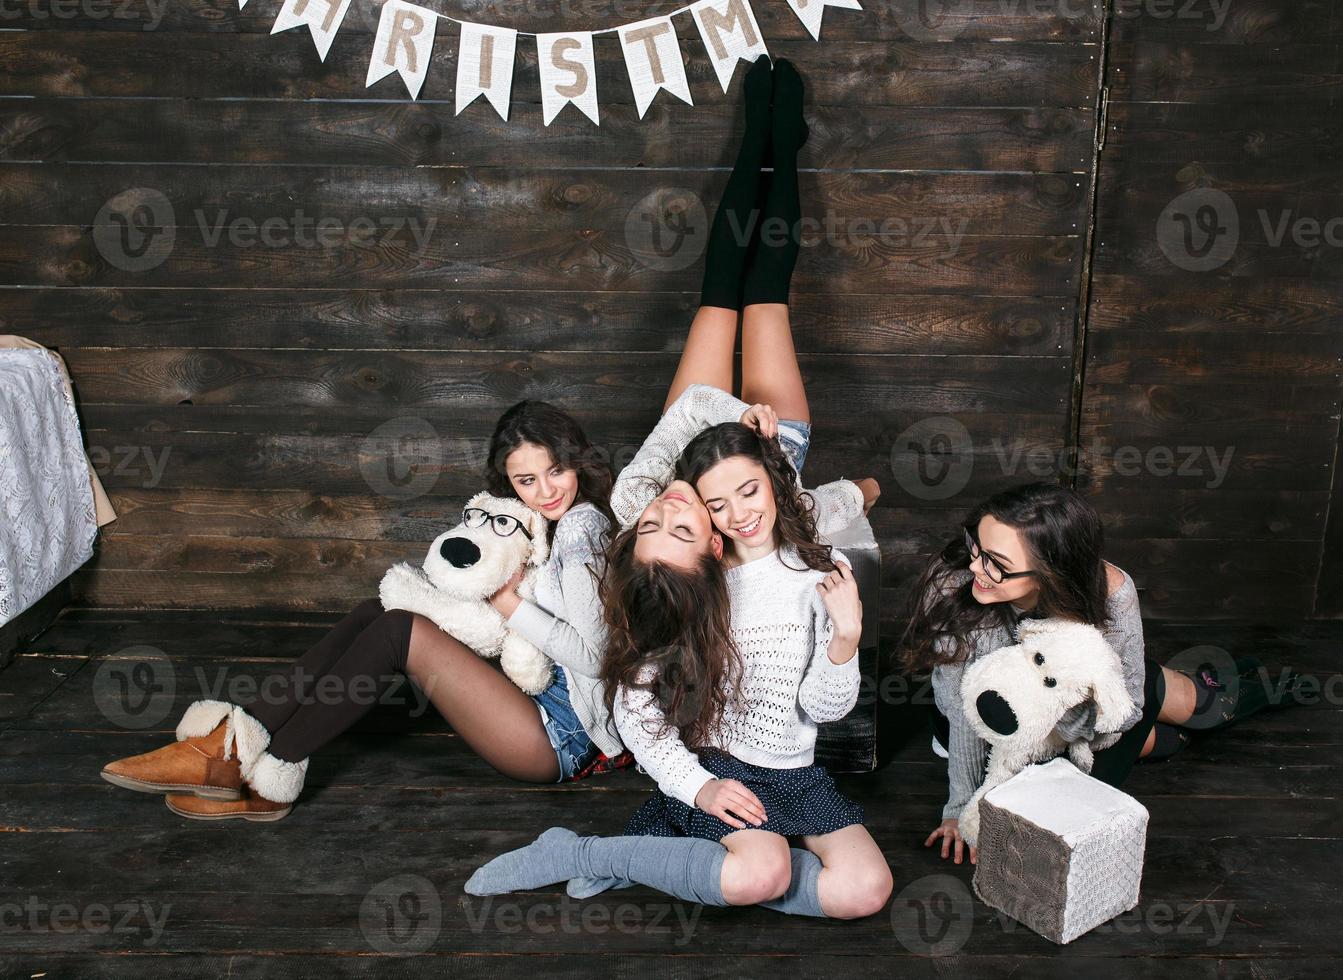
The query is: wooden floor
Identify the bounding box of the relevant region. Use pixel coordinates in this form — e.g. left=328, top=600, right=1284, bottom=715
left=1, top=610, right=1340, bottom=978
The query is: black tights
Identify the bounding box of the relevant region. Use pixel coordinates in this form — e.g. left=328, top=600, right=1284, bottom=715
left=243, top=599, right=414, bottom=763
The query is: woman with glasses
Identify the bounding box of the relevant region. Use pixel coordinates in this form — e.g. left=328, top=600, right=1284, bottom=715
left=100, top=402, right=630, bottom=820
left=898, top=481, right=1296, bottom=865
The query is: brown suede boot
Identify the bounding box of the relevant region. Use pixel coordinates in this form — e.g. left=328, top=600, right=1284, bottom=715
left=102, top=715, right=243, bottom=801
left=165, top=786, right=291, bottom=822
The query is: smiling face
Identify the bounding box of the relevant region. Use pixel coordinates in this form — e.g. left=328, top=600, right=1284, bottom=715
left=632, top=479, right=722, bottom=570
left=692, top=454, right=777, bottom=550
left=968, top=514, right=1040, bottom=606
left=504, top=441, right=579, bottom=520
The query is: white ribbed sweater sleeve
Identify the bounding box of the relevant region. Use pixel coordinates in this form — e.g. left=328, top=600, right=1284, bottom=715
left=613, top=675, right=717, bottom=808
left=806, top=480, right=865, bottom=537
left=610, top=384, right=750, bottom=529
left=797, top=552, right=861, bottom=723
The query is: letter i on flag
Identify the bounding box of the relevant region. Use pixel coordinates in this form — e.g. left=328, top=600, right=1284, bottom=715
left=456, top=23, right=517, bottom=120
left=691, top=0, right=768, bottom=93
left=272, top=0, right=354, bottom=61
left=784, top=0, right=863, bottom=41
left=366, top=0, right=438, bottom=100
left=619, top=17, right=692, bottom=118
left=537, top=33, right=600, bottom=126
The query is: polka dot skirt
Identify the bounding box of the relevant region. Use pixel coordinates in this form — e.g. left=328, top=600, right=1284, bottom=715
left=624, top=748, right=864, bottom=842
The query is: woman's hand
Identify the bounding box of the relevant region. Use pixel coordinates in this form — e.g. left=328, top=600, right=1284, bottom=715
left=694, top=778, right=767, bottom=830
left=487, top=566, right=527, bottom=617
left=740, top=404, right=779, bottom=439
left=925, top=818, right=977, bottom=865
left=817, top=562, right=863, bottom=645
left=855, top=477, right=881, bottom=514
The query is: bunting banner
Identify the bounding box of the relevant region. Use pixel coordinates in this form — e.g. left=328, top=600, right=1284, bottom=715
left=271, top=0, right=353, bottom=61
left=455, top=23, right=517, bottom=120
left=619, top=17, right=693, bottom=118
left=537, top=32, right=601, bottom=126
left=276, top=0, right=862, bottom=123
left=783, top=0, right=863, bottom=41
left=691, top=0, right=768, bottom=92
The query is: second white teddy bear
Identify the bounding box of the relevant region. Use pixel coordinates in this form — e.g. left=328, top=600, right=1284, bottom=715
left=958, top=618, right=1136, bottom=847
left=379, top=491, right=555, bottom=695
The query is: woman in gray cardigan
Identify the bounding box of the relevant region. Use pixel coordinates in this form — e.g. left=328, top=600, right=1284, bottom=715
left=900, top=481, right=1299, bottom=865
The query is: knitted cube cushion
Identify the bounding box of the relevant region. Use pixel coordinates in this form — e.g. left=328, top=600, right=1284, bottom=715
left=972, top=758, right=1149, bottom=944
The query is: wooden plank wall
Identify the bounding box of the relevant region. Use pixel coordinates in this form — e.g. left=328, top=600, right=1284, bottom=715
left=0, top=0, right=1102, bottom=642
left=1077, top=0, right=1343, bottom=618
left=4, top=1, right=1338, bottom=629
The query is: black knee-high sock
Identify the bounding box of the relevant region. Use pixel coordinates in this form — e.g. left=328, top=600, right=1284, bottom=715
left=742, top=59, right=809, bottom=308
left=248, top=608, right=414, bottom=762
left=244, top=597, right=386, bottom=734
left=700, top=55, right=773, bottom=311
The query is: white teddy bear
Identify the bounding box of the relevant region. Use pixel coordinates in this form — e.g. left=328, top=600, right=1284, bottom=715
left=379, top=491, right=555, bottom=696
left=957, top=618, right=1136, bottom=847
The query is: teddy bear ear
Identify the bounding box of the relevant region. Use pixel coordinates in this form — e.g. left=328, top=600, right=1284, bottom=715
left=526, top=509, right=551, bottom=566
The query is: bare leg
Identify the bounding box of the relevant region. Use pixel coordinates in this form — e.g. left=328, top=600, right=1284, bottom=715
left=405, top=614, right=559, bottom=782
left=1139, top=666, right=1198, bottom=757
left=741, top=302, right=809, bottom=422
left=800, top=824, right=893, bottom=919
left=717, top=828, right=794, bottom=906
left=663, top=306, right=739, bottom=412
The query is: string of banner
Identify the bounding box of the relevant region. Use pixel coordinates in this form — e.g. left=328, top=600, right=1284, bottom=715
left=257, top=0, right=862, bottom=124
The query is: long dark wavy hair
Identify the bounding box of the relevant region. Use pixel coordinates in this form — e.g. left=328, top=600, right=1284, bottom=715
left=599, top=525, right=743, bottom=751
left=485, top=400, right=616, bottom=540
left=678, top=422, right=836, bottom=574
left=898, top=481, right=1112, bottom=673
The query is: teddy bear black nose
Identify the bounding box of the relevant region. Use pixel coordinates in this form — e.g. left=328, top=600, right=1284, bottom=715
left=976, top=690, right=1018, bottom=736
left=439, top=536, right=481, bottom=569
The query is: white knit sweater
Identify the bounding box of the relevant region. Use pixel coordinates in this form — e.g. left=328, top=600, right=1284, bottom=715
left=614, top=545, right=862, bottom=807
left=610, top=383, right=865, bottom=534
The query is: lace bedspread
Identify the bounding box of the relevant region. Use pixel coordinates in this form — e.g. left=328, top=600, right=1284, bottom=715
left=0, top=348, right=97, bottom=626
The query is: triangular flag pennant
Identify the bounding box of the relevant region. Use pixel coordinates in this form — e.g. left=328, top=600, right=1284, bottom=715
left=691, top=0, right=768, bottom=93
left=366, top=0, right=438, bottom=100
left=784, top=0, right=862, bottom=41
left=618, top=16, right=693, bottom=118
left=537, top=32, right=600, bottom=126
left=455, top=23, right=517, bottom=120
left=238, top=0, right=250, bottom=8
left=271, top=0, right=353, bottom=62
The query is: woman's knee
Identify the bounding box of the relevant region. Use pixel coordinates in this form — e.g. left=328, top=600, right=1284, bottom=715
left=721, top=848, right=792, bottom=906
left=826, top=861, right=893, bottom=920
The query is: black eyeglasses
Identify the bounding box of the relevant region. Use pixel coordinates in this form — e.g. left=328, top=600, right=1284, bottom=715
left=463, top=507, right=533, bottom=541
left=963, top=527, right=1036, bottom=584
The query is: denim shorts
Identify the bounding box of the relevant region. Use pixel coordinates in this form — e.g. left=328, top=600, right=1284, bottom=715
left=776, top=418, right=812, bottom=475
left=531, top=665, right=600, bottom=782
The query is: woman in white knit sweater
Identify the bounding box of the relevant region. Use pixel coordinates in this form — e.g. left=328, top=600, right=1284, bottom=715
left=465, top=58, right=891, bottom=920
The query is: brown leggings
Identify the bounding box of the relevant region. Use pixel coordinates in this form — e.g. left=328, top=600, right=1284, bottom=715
left=243, top=599, right=414, bottom=763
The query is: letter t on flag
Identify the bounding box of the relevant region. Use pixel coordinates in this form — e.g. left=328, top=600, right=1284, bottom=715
left=691, top=0, right=768, bottom=93
left=456, top=23, right=517, bottom=120
left=271, top=0, right=354, bottom=62
left=366, top=0, right=438, bottom=100
left=619, top=17, right=693, bottom=119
